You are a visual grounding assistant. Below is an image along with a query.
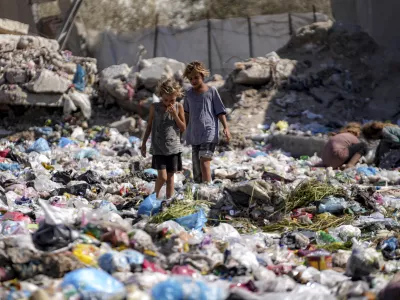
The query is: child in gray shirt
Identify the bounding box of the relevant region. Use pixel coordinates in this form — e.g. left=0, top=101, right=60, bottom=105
left=183, top=61, right=231, bottom=183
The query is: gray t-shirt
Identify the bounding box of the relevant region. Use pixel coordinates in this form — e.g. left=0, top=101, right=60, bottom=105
left=183, top=86, right=226, bottom=145
left=150, top=103, right=182, bottom=155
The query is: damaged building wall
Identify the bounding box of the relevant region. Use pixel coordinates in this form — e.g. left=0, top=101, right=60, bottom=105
left=331, top=0, right=400, bottom=49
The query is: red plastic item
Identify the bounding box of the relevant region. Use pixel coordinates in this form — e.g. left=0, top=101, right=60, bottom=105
left=142, top=259, right=167, bottom=274
left=267, top=264, right=293, bottom=275
left=0, top=149, right=9, bottom=158
left=1, top=211, right=31, bottom=223
left=171, top=265, right=196, bottom=276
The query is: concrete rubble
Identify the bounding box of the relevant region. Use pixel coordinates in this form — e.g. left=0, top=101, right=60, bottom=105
left=97, top=58, right=186, bottom=117
left=0, top=21, right=97, bottom=119
left=0, top=18, right=29, bottom=36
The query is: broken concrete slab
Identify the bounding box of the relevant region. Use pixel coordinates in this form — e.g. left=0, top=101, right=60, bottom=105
left=0, top=85, right=64, bottom=107
left=276, top=59, right=297, bottom=79
left=110, top=117, right=136, bottom=133
left=0, top=19, right=29, bottom=35
left=0, top=85, right=27, bottom=104
left=139, top=57, right=185, bottom=91
left=26, top=93, right=64, bottom=107
left=5, top=68, right=27, bottom=84
left=234, top=61, right=271, bottom=85
left=0, top=35, right=20, bottom=53
left=99, top=64, right=131, bottom=82
left=17, top=36, right=60, bottom=52
left=26, top=70, right=71, bottom=94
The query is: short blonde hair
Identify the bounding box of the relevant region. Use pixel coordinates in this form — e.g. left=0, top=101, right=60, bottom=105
left=183, top=61, right=210, bottom=79
left=156, top=78, right=183, bottom=98
left=338, top=122, right=362, bottom=136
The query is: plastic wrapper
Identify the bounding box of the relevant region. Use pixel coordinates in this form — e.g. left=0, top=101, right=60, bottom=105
left=317, top=196, right=348, bottom=214
left=74, top=148, right=99, bottom=160
left=34, top=175, right=62, bottom=193
left=175, top=209, right=207, bottom=231
left=27, top=138, right=50, bottom=153
left=138, top=193, right=162, bottom=216
left=329, top=225, right=361, bottom=242
left=0, top=220, right=29, bottom=236
left=73, top=244, right=102, bottom=266
left=346, top=245, right=382, bottom=278
left=157, top=220, right=186, bottom=234
left=151, top=277, right=228, bottom=300
left=122, top=249, right=145, bottom=266
left=98, top=251, right=131, bottom=273
left=207, top=223, right=241, bottom=241
left=58, top=137, right=77, bottom=148
left=61, top=268, right=126, bottom=299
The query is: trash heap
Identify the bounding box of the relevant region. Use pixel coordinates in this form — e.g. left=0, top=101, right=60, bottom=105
left=0, top=123, right=400, bottom=299
left=0, top=20, right=97, bottom=120
left=219, top=20, right=398, bottom=131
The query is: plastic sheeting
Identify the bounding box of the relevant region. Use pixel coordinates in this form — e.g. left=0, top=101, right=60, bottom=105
left=89, top=12, right=328, bottom=74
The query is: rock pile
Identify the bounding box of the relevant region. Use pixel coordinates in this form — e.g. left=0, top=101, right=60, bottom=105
left=97, top=58, right=186, bottom=116
left=0, top=20, right=97, bottom=119
left=218, top=20, right=392, bottom=129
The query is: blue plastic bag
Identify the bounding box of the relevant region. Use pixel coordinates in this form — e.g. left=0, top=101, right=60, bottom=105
left=144, top=168, right=158, bottom=176
left=35, top=127, right=53, bottom=136
left=59, top=137, right=77, bottom=148
left=121, top=249, right=145, bottom=266
left=0, top=163, right=20, bottom=171
left=138, top=193, right=162, bottom=216
left=73, top=64, right=86, bottom=92
left=357, top=167, right=377, bottom=177
left=175, top=209, right=207, bottom=231
left=27, top=138, right=50, bottom=153
left=247, top=150, right=267, bottom=158
left=98, top=252, right=130, bottom=274
left=62, top=268, right=126, bottom=300
left=94, top=200, right=117, bottom=212
left=129, top=136, right=140, bottom=144
left=74, top=148, right=99, bottom=160
left=151, top=277, right=227, bottom=300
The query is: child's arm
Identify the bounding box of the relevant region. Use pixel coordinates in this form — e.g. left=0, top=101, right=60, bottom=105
left=211, top=88, right=231, bottom=143
left=218, top=114, right=231, bottom=142
left=167, top=104, right=186, bottom=132
left=183, top=97, right=189, bottom=126
left=140, top=104, right=155, bottom=157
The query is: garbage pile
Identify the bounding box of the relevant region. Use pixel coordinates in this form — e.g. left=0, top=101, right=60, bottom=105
left=0, top=124, right=400, bottom=299
left=0, top=20, right=97, bottom=120
left=219, top=20, right=398, bottom=131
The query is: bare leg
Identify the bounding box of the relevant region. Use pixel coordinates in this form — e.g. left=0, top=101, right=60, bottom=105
left=155, top=169, right=167, bottom=198
left=200, top=158, right=212, bottom=183
left=192, top=147, right=202, bottom=183
left=345, top=153, right=362, bottom=169
left=166, top=173, right=175, bottom=198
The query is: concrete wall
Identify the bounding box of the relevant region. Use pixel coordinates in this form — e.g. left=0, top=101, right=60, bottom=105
left=331, top=0, right=400, bottom=49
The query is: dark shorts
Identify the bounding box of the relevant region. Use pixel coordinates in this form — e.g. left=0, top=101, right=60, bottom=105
left=192, top=143, right=217, bottom=159
left=152, top=153, right=182, bottom=173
